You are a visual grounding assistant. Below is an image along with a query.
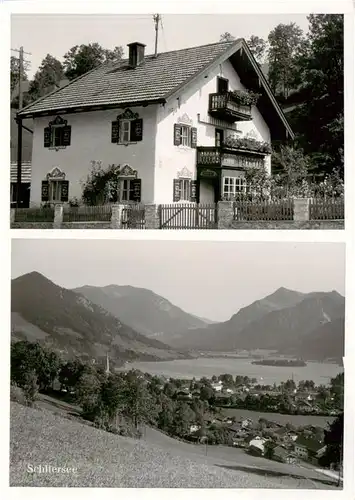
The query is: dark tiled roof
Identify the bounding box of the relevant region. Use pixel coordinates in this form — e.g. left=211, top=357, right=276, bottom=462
left=295, top=435, right=324, bottom=452
left=18, top=41, right=239, bottom=116
left=10, top=162, right=31, bottom=183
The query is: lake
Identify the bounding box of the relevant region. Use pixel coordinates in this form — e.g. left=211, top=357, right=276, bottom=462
left=126, top=357, right=342, bottom=386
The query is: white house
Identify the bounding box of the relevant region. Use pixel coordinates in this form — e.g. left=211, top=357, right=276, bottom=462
left=249, top=436, right=267, bottom=455
left=17, top=39, right=294, bottom=206
left=212, top=381, right=223, bottom=392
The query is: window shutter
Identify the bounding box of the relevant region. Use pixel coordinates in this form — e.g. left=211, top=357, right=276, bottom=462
left=131, top=118, right=143, bottom=141
left=191, top=127, right=197, bottom=148
left=41, top=180, right=49, bottom=202
left=111, top=120, right=119, bottom=143
left=63, top=126, right=71, bottom=146
left=190, top=180, right=197, bottom=202
left=60, top=180, right=69, bottom=202
left=44, top=127, right=51, bottom=147
left=174, top=124, right=182, bottom=145
left=173, top=179, right=181, bottom=202
left=131, top=179, right=142, bottom=202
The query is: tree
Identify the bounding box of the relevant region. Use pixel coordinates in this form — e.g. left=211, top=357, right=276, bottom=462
left=200, top=385, right=214, bottom=402
left=290, top=15, right=344, bottom=177
left=10, top=55, right=28, bottom=93
left=268, top=23, right=304, bottom=99
left=284, top=379, right=297, bottom=393
left=264, top=439, right=277, bottom=459
left=63, top=43, right=123, bottom=80
left=81, top=161, right=121, bottom=205
left=157, top=394, right=176, bottom=433
left=76, top=369, right=102, bottom=418
left=220, top=32, right=235, bottom=42
left=26, top=54, right=65, bottom=103
left=247, top=35, right=267, bottom=64
left=11, top=340, right=60, bottom=391
left=171, top=402, right=195, bottom=436
left=22, top=370, right=39, bottom=405
left=319, top=413, right=343, bottom=469
left=59, top=359, right=85, bottom=392
left=219, top=374, right=234, bottom=387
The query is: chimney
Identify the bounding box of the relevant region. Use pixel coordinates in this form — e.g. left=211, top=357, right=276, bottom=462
left=127, top=42, right=146, bottom=68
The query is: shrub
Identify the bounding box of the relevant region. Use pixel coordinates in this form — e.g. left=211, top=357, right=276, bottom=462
left=10, top=384, right=27, bottom=406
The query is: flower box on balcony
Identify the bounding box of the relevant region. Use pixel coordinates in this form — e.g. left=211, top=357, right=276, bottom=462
left=229, top=90, right=261, bottom=107
left=223, top=136, right=272, bottom=155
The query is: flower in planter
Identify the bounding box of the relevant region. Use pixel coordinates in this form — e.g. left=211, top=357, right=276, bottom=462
left=223, top=135, right=272, bottom=154
left=230, top=90, right=261, bottom=106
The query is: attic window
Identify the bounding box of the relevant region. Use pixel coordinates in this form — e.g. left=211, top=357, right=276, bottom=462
left=44, top=116, right=71, bottom=149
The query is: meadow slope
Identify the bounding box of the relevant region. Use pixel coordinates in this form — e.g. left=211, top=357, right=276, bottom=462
left=10, top=403, right=336, bottom=489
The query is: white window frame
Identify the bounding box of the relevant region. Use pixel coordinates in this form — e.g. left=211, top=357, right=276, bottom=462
left=179, top=179, right=191, bottom=201
left=180, top=125, right=190, bottom=147
left=119, top=119, right=131, bottom=143
left=223, top=176, right=247, bottom=199
left=119, top=178, right=135, bottom=202
left=49, top=180, right=62, bottom=202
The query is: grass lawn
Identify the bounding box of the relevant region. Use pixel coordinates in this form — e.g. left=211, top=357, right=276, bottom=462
left=10, top=401, right=337, bottom=489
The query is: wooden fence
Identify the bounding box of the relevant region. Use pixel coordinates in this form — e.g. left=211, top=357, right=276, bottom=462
left=233, top=199, right=294, bottom=221
left=14, top=207, right=55, bottom=222
left=63, top=205, right=112, bottom=222
left=160, top=203, right=217, bottom=229
left=309, top=198, right=344, bottom=220
left=121, top=203, right=145, bottom=229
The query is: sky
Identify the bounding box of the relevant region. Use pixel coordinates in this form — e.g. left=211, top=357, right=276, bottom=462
left=11, top=240, right=345, bottom=322
left=10, top=13, right=310, bottom=79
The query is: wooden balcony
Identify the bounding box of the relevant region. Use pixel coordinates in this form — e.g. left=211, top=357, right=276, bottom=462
left=197, top=145, right=268, bottom=168
left=196, top=147, right=222, bottom=167
left=208, top=93, right=252, bottom=122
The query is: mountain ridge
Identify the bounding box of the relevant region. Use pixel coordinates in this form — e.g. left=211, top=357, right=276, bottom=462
left=11, top=272, right=189, bottom=366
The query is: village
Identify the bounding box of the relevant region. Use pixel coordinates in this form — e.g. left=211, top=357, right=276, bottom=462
left=139, top=372, right=343, bottom=465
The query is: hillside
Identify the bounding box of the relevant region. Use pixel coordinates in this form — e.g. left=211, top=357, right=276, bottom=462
left=74, top=284, right=210, bottom=341
left=11, top=272, right=188, bottom=366
left=169, top=289, right=345, bottom=361
left=169, top=287, right=306, bottom=350
left=10, top=402, right=335, bottom=488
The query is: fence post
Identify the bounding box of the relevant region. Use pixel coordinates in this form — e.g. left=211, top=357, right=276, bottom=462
left=293, top=198, right=310, bottom=222
left=217, top=201, right=234, bottom=229
left=53, top=204, right=63, bottom=229
left=145, top=204, right=160, bottom=229
left=111, top=204, right=124, bottom=229
left=10, top=208, right=15, bottom=225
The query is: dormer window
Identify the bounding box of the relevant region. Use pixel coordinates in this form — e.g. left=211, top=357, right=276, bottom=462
left=44, top=116, right=71, bottom=149
left=111, top=109, right=143, bottom=144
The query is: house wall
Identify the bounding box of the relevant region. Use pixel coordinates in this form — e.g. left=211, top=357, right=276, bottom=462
left=30, top=106, right=158, bottom=205
left=154, top=59, right=271, bottom=203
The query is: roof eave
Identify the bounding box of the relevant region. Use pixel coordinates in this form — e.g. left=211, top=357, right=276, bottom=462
left=18, top=98, right=166, bottom=119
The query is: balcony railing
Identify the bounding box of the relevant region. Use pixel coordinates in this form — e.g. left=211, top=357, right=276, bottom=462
left=196, top=147, right=222, bottom=166
left=209, top=93, right=252, bottom=122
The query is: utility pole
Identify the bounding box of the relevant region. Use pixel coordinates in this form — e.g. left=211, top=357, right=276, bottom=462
left=11, top=46, right=31, bottom=208
left=153, top=14, right=160, bottom=57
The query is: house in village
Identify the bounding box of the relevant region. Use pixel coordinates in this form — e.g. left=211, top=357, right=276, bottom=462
left=294, top=435, right=326, bottom=464
left=16, top=39, right=294, bottom=207
left=248, top=436, right=267, bottom=456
